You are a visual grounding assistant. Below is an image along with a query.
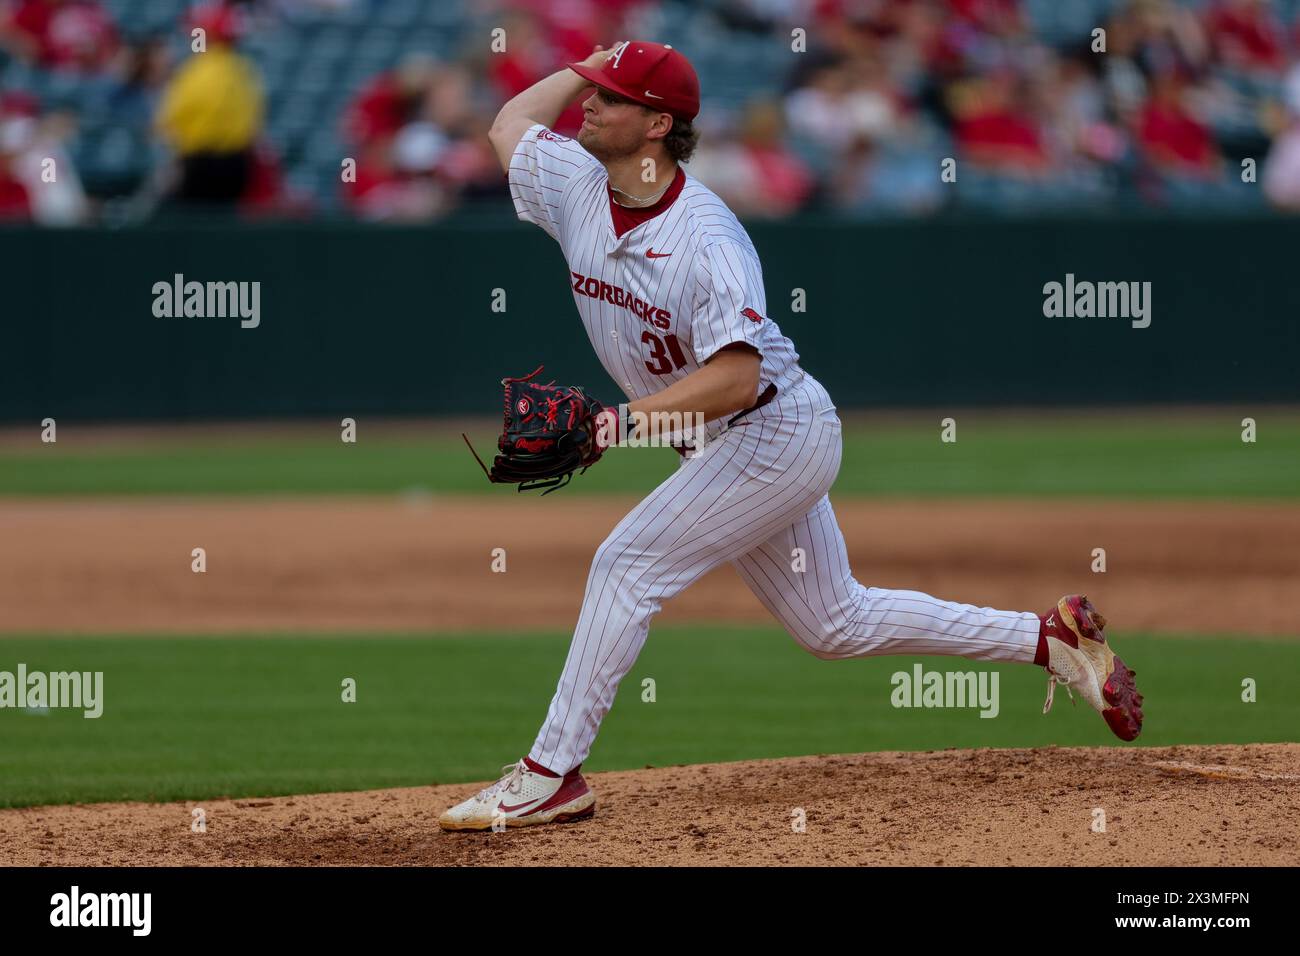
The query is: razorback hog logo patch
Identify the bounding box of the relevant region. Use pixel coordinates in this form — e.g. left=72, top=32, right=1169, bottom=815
left=741, top=307, right=764, bottom=324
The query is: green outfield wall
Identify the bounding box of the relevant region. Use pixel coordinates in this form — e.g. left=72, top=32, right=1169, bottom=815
left=3, top=213, right=1297, bottom=421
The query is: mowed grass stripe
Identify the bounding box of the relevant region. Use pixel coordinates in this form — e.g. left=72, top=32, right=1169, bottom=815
left=0, top=628, right=1294, bottom=808
left=0, top=417, right=1297, bottom=497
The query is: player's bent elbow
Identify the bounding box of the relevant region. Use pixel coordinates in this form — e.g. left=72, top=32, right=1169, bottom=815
left=733, top=380, right=760, bottom=414
left=488, top=113, right=523, bottom=172
left=711, top=345, right=761, bottom=413
left=731, top=363, right=762, bottom=413
left=489, top=112, right=531, bottom=150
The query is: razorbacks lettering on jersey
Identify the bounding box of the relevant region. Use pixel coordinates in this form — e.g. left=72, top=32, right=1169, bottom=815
left=508, top=124, right=803, bottom=434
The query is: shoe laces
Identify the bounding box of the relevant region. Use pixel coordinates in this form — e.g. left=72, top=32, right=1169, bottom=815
left=475, top=760, right=526, bottom=803
left=1041, top=668, right=1076, bottom=715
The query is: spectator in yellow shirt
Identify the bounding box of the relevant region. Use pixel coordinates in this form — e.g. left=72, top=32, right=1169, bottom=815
left=155, top=6, right=263, bottom=204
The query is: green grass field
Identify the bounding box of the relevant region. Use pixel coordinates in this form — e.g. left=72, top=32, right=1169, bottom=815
left=1, top=411, right=1294, bottom=809
left=0, top=628, right=1293, bottom=809
left=2, top=415, right=1298, bottom=497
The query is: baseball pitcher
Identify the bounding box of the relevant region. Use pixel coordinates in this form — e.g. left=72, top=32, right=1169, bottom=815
left=439, top=41, right=1144, bottom=830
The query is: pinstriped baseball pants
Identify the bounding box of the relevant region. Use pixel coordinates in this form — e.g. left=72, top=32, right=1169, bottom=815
left=529, top=374, right=1041, bottom=774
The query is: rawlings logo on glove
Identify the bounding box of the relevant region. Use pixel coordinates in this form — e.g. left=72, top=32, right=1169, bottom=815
left=462, top=366, right=611, bottom=495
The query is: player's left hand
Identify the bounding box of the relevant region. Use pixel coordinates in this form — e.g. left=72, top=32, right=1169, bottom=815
left=462, top=366, right=609, bottom=495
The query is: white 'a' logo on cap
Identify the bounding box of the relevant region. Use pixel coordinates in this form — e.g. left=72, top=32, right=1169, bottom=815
left=608, top=40, right=630, bottom=69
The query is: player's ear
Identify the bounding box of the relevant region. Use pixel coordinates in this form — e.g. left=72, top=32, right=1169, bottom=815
left=645, top=111, right=673, bottom=141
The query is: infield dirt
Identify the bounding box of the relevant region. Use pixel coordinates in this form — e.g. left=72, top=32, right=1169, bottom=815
left=2, top=496, right=1296, bottom=865
left=0, top=497, right=1296, bottom=635
left=1, top=745, right=1296, bottom=866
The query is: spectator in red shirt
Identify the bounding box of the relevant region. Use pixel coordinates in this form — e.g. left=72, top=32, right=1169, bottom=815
left=952, top=71, right=1048, bottom=172
left=0, top=166, right=29, bottom=219
left=690, top=100, right=814, bottom=218
left=487, top=10, right=586, bottom=135
left=342, top=134, right=449, bottom=222
left=0, top=0, right=118, bottom=71
left=503, top=0, right=648, bottom=72
left=239, top=142, right=315, bottom=219
left=1205, top=0, right=1287, bottom=73
left=947, top=0, right=1024, bottom=37
left=343, top=54, right=438, bottom=145
left=0, top=93, right=35, bottom=221
left=1138, top=71, right=1220, bottom=177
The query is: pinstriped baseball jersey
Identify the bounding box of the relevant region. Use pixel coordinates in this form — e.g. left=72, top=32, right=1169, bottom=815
left=503, top=123, right=1044, bottom=778
left=509, top=123, right=802, bottom=421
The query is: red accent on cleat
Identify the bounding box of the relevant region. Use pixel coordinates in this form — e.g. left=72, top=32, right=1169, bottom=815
left=523, top=756, right=560, bottom=778
left=1040, top=594, right=1107, bottom=650
left=1101, top=655, right=1144, bottom=741
left=1067, top=595, right=1107, bottom=643
left=1041, top=594, right=1145, bottom=742
left=518, top=770, right=592, bottom=817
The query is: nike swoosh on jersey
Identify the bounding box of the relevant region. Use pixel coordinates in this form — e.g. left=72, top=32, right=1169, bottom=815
left=646, top=249, right=671, bottom=258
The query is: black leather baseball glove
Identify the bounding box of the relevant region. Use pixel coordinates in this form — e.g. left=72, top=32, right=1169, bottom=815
left=463, top=366, right=610, bottom=495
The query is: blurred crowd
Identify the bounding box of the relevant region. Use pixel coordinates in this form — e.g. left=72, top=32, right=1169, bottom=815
left=3, top=0, right=1300, bottom=224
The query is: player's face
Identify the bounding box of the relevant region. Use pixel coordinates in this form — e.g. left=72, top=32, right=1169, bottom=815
left=578, top=87, right=652, bottom=160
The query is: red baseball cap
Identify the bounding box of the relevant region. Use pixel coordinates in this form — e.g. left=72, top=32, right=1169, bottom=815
left=568, top=41, right=700, bottom=121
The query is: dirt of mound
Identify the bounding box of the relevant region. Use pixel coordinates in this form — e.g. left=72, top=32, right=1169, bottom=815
left=0, top=744, right=1295, bottom=866
left=0, top=498, right=1297, bottom=636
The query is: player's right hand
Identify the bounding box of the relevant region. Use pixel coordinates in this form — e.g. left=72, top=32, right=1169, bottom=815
left=578, top=44, right=614, bottom=69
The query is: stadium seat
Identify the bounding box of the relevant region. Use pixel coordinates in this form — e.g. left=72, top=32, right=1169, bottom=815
left=354, top=28, right=404, bottom=64
left=377, top=0, right=423, bottom=30
left=423, top=0, right=469, bottom=28
left=1023, top=0, right=1120, bottom=46
left=5, top=0, right=1290, bottom=217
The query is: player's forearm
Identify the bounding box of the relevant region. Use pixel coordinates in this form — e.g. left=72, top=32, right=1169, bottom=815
left=490, top=69, right=588, bottom=141
left=626, top=350, right=761, bottom=427
left=489, top=46, right=608, bottom=172
left=488, top=68, right=591, bottom=172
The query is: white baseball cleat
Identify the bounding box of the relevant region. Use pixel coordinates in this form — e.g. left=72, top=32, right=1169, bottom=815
left=1040, top=594, right=1144, bottom=741
left=437, top=758, right=596, bottom=831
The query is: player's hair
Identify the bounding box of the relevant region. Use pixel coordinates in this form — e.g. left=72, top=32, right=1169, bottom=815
left=661, top=117, right=699, bottom=164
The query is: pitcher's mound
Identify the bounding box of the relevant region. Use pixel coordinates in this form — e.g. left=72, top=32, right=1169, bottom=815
left=2, top=744, right=1296, bottom=866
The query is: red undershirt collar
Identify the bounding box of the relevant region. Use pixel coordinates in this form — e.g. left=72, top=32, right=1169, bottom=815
left=607, top=166, right=685, bottom=238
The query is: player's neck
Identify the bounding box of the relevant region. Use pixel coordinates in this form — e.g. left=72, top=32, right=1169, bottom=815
left=604, top=152, right=679, bottom=208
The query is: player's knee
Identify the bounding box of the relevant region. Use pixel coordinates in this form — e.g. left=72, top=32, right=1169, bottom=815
left=804, top=615, right=856, bottom=660
left=780, top=620, right=838, bottom=659
left=807, top=638, right=851, bottom=661
left=588, top=535, right=640, bottom=585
